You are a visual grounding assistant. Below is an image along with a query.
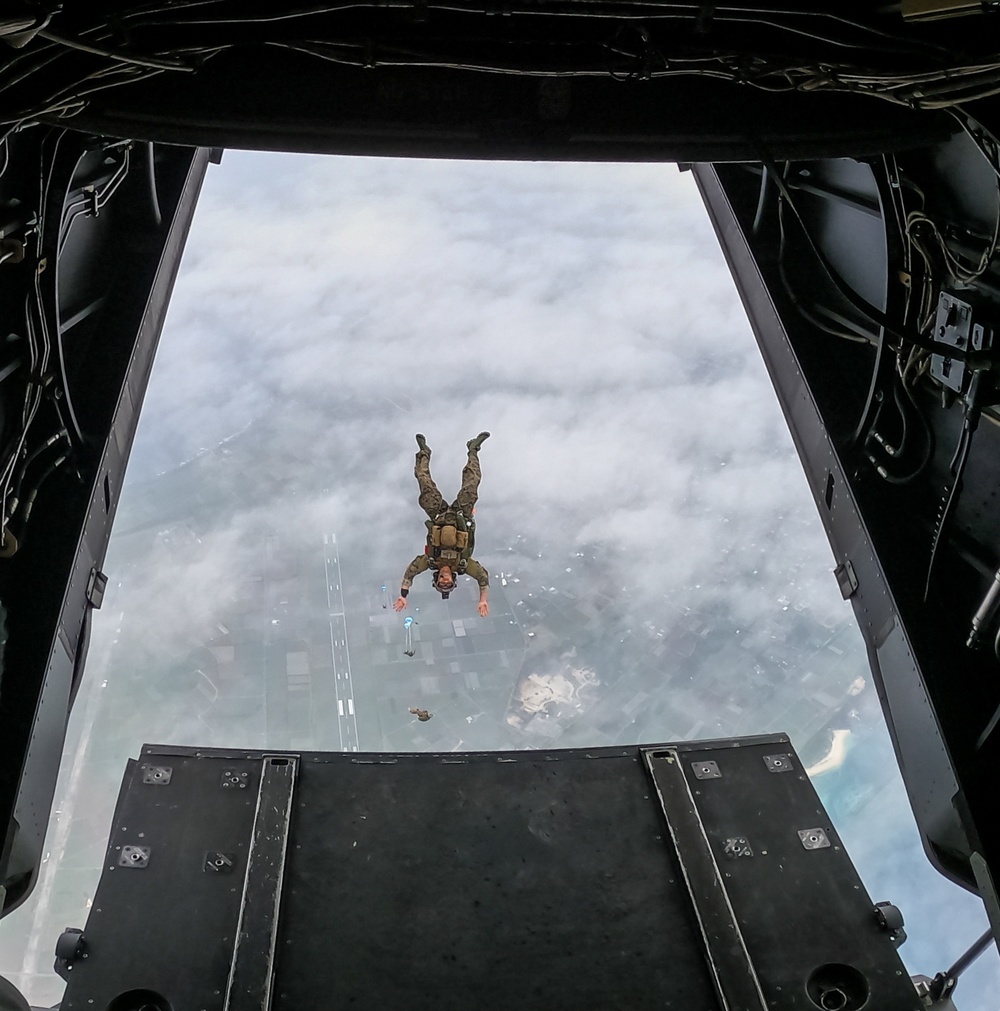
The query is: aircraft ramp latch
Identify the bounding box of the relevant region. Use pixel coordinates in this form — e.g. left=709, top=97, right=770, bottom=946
left=53, top=927, right=85, bottom=982
left=874, top=901, right=908, bottom=947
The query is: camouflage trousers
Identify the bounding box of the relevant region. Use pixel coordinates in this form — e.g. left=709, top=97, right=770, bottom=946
left=415, top=443, right=482, bottom=519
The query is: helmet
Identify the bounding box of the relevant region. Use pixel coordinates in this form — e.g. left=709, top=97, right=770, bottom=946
left=432, top=568, right=454, bottom=598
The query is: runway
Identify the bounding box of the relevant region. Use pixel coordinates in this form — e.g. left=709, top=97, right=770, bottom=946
left=324, top=533, right=359, bottom=751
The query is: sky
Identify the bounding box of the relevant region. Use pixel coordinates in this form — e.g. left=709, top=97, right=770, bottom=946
left=1, top=151, right=998, bottom=1007
left=130, top=154, right=846, bottom=633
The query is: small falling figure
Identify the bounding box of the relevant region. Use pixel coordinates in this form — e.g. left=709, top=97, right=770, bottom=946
left=409, top=707, right=432, bottom=722
left=403, top=615, right=417, bottom=656
left=381, top=584, right=389, bottom=609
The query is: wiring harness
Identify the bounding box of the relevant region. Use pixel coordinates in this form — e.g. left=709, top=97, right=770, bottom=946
left=3, top=1, right=1000, bottom=134
left=0, top=132, right=135, bottom=555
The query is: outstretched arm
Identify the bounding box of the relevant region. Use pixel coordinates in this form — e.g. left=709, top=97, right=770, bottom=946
left=466, top=559, right=490, bottom=616
left=394, top=556, right=429, bottom=611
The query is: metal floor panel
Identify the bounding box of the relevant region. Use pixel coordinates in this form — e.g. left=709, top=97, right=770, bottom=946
left=58, top=738, right=918, bottom=1011
left=278, top=749, right=701, bottom=1011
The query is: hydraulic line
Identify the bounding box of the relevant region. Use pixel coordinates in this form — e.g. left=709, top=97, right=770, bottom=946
left=763, top=151, right=896, bottom=337
left=774, top=186, right=873, bottom=345
left=852, top=327, right=893, bottom=449
left=868, top=345, right=935, bottom=486
left=6, top=430, right=68, bottom=519
left=967, top=564, right=1000, bottom=650
left=19, top=453, right=68, bottom=527
left=893, top=375, right=935, bottom=482
left=145, top=142, right=162, bottom=228
left=924, top=374, right=983, bottom=602
left=36, top=28, right=197, bottom=71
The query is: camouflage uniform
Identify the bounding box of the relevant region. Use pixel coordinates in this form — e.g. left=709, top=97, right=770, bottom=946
left=415, top=441, right=481, bottom=522
left=401, top=439, right=490, bottom=591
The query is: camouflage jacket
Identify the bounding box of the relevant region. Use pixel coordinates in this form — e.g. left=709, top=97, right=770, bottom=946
left=401, top=509, right=489, bottom=590
left=401, top=553, right=489, bottom=590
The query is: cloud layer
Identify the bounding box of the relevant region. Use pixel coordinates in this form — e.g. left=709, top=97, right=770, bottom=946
left=136, top=154, right=835, bottom=629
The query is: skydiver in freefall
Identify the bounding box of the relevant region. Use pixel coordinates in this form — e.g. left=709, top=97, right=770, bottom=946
left=394, top=432, right=491, bottom=616
left=403, top=615, right=417, bottom=656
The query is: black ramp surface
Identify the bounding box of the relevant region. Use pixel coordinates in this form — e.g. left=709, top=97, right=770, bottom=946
left=277, top=749, right=718, bottom=1011
left=59, top=754, right=265, bottom=1011
left=646, top=740, right=922, bottom=1011
left=60, top=739, right=915, bottom=1011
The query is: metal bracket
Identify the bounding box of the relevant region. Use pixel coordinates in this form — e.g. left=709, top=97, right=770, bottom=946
left=118, top=845, right=150, bottom=868
left=142, top=765, right=172, bottom=785
left=221, top=769, right=249, bottom=790
left=929, top=292, right=993, bottom=394
left=723, top=837, right=754, bottom=859
left=834, top=560, right=858, bottom=600
left=912, top=974, right=958, bottom=1008
left=205, top=851, right=236, bottom=874
left=86, top=568, right=108, bottom=609
left=691, top=760, right=721, bottom=780
left=798, top=828, right=831, bottom=850
left=763, top=754, right=793, bottom=773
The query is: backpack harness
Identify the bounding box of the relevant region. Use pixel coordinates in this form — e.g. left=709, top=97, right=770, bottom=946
left=424, top=508, right=474, bottom=572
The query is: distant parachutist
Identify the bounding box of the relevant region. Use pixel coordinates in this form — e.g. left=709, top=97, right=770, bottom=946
left=409, top=707, right=432, bottom=722
left=403, top=615, right=418, bottom=656
left=381, top=584, right=389, bottom=609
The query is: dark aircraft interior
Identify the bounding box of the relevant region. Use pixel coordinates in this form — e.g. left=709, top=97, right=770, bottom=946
left=4, top=2, right=1000, bottom=1007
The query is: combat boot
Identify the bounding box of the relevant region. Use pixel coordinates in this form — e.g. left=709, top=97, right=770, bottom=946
left=467, top=432, right=490, bottom=452
left=415, top=433, right=430, bottom=455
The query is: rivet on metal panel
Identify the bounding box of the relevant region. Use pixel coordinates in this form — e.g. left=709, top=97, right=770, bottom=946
left=798, top=827, right=831, bottom=850
left=141, top=765, right=172, bottom=785
left=763, top=754, right=793, bottom=773
left=221, top=769, right=248, bottom=789
left=119, top=845, right=151, bottom=868
left=691, top=760, right=721, bottom=780
left=723, top=837, right=754, bottom=858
